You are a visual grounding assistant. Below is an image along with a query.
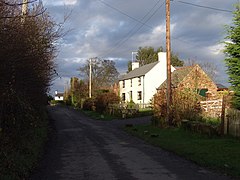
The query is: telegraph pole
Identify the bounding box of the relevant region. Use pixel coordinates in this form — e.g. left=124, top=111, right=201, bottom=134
left=21, top=0, right=28, bottom=23
left=89, top=58, right=92, bottom=98
left=166, top=0, right=172, bottom=125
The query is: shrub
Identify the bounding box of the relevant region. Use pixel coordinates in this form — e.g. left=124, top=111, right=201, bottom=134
left=95, top=92, right=119, bottom=113
left=153, top=88, right=203, bottom=126
left=83, top=98, right=95, bottom=111
left=127, top=100, right=136, bottom=109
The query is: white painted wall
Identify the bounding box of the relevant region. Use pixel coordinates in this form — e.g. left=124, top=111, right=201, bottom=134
left=54, top=90, right=64, bottom=101
left=144, top=52, right=175, bottom=103
left=54, top=96, right=64, bottom=101
left=119, top=52, right=175, bottom=104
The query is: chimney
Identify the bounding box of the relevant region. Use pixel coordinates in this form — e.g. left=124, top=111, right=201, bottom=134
left=158, top=52, right=175, bottom=72
left=55, top=90, right=58, bottom=95
left=158, top=52, right=167, bottom=66
left=158, top=52, right=166, bottom=62
left=132, top=62, right=139, bottom=70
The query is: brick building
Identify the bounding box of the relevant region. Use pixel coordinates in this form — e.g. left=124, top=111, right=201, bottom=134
left=157, top=64, right=218, bottom=99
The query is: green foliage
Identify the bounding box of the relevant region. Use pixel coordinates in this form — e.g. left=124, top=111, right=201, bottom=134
left=0, top=106, right=49, bottom=180
left=82, top=110, right=116, bottom=121
left=127, top=46, right=184, bottom=71
left=171, top=53, right=184, bottom=67
left=83, top=98, right=96, bottom=111
left=95, top=92, right=119, bottom=113
left=64, top=77, right=88, bottom=107
left=154, top=88, right=203, bottom=127
left=0, top=2, right=61, bottom=179
left=224, top=5, right=240, bottom=109
left=127, top=100, right=136, bottom=108
left=136, top=46, right=161, bottom=66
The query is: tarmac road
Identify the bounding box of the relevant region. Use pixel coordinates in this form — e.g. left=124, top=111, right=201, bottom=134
left=31, top=105, right=233, bottom=180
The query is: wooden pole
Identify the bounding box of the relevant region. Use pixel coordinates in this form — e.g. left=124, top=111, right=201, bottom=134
left=220, top=96, right=226, bottom=135
left=21, top=0, right=28, bottom=23
left=89, top=58, right=92, bottom=98
left=166, top=0, right=172, bottom=125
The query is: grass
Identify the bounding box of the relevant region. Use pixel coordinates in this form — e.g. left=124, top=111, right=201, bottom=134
left=82, top=110, right=117, bottom=121
left=138, top=109, right=153, bottom=116
left=125, top=124, right=240, bottom=178
left=82, top=108, right=153, bottom=121
left=0, top=112, right=49, bottom=180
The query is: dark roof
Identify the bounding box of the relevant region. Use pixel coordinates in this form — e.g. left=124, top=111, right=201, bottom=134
left=55, top=93, right=64, bottom=97
left=216, top=84, right=228, bottom=89
left=119, top=61, right=158, bottom=80
left=158, top=66, right=195, bottom=89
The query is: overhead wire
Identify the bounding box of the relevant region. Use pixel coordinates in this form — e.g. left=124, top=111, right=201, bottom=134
left=97, top=0, right=152, bottom=29
left=97, top=0, right=232, bottom=58
left=176, top=1, right=232, bottom=13
left=99, top=0, right=165, bottom=57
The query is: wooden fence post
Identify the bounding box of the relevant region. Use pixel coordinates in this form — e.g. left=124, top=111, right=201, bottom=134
left=220, top=96, right=226, bottom=135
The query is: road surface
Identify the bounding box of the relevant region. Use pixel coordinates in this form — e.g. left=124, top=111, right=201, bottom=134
left=31, top=105, right=233, bottom=180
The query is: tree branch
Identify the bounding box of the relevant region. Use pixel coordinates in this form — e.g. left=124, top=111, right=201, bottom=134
left=0, top=0, right=37, bottom=6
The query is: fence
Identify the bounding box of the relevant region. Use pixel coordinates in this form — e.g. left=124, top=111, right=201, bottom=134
left=200, top=98, right=240, bottom=137
left=225, top=108, right=240, bottom=137
left=200, top=99, right=223, bottom=118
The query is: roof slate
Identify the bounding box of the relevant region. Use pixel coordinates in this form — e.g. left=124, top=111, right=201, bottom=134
left=119, top=61, right=158, bottom=80
left=158, top=66, right=195, bottom=89
left=55, top=93, right=64, bottom=96
left=216, top=83, right=228, bottom=89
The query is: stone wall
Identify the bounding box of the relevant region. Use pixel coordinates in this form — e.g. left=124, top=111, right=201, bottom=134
left=177, top=65, right=217, bottom=99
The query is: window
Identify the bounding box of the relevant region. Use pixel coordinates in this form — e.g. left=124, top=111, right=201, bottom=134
left=137, top=91, right=142, bottom=100
left=123, top=80, right=125, bottom=88
left=197, top=89, right=208, bottom=97
left=130, top=79, right=132, bottom=87
left=138, top=77, right=141, bottom=86
left=122, top=93, right=125, bottom=101
left=129, top=91, right=132, bottom=101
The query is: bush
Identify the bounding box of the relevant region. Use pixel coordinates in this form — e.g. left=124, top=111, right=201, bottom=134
left=127, top=100, right=136, bottom=109
left=95, top=92, right=119, bottom=113
left=154, top=88, right=203, bottom=126
left=83, top=98, right=96, bottom=111
left=182, top=120, right=220, bottom=136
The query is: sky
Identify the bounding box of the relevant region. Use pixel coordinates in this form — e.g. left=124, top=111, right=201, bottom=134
left=40, top=0, right=237, bottom=94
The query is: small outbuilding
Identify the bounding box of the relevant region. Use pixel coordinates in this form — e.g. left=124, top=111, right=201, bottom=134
left=54, top=90, right=64, bottom=101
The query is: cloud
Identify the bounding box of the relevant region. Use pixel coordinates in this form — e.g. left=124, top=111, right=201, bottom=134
left=43, top=0, right=78, bottom=6
left=42, top=0, right=236, bottom=93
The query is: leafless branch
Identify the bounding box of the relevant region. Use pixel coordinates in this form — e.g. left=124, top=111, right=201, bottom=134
left=0, top=0, right=37, bottom=6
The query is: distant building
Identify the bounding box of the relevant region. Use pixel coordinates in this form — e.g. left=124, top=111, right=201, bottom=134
left=119, top=52, right=175, bottom=104
left=54, top=90, right=64, bottom=101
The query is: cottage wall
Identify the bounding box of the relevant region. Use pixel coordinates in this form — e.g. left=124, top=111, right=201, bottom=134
left=177, top=65, right=217, bottom=98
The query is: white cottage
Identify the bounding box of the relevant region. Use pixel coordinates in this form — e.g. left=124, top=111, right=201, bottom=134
left=119, top=52, right=175, bottom=104
left=54, top=90, right=64, bottom=101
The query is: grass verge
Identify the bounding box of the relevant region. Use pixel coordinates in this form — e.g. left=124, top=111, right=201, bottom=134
left=0, top=112, right=49, bottom=180
left=125, top=124, right=240, bottom=178
left=82, top=110, right=117, bottom=121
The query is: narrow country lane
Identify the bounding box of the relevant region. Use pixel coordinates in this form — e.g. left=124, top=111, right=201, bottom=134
left=31, top=105, right=233, bottom=180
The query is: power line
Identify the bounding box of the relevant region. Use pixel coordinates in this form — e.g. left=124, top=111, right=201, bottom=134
left=98, top=0, right=231, bottom=58
left=176, top=1, right=232, bottom=13
left=97, top=0, right=152, bottom=29
left=101, top=0, right=165, bottom=57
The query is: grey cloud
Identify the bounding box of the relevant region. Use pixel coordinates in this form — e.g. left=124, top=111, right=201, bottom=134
left=42, top=0, right=236, bottom=93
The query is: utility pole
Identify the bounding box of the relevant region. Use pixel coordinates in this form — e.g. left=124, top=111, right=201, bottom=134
left=166, top=0, right=172, bottom=125
left=89, top=58, right=92, bottom=98
left=21, top=0, right=28, bottom=23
